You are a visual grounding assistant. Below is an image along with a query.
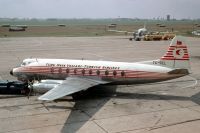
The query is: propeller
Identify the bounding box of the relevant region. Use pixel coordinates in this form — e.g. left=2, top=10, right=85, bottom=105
left=27, top=80, right=34, bottom=99
left=27, top=76, right=40, bottom=99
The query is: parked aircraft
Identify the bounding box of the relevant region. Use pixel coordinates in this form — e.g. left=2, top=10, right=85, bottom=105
left=108, top=25, right=148, bottom=41
left=10, top=36, right=190, bottom=101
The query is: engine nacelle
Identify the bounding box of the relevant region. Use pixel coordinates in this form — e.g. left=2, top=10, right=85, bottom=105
left=32, top=80, right=63, bottom=93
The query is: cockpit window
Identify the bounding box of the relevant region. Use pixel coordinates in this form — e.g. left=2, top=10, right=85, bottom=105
left=21, top=59, right=37, bottom=66
left=21, top=62, right=26, bottom=66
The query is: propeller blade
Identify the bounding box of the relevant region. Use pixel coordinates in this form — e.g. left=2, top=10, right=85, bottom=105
left=27, top=81, right=33, bottom=99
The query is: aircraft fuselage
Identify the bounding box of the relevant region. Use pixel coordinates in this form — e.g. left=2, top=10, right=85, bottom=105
left=11, top=59, right=186, bottom=85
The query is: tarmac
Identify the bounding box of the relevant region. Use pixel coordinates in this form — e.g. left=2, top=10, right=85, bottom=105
left=0, top=36, right=200, bottom=133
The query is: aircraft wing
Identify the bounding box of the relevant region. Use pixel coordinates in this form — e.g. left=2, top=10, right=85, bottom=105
left=38, top=77, right=109, bottom=101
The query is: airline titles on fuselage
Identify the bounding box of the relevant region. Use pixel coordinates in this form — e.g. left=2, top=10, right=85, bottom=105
left=46, top=63, right=120, bottom=70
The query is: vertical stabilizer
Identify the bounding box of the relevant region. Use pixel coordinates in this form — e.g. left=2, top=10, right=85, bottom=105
left=160, top=36, right=190, bottom=70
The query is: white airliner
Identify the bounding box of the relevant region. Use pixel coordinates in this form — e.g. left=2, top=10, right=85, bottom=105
left=10, top=36, right=190, bottom=101
left=108, top=25, right=147, bottom=41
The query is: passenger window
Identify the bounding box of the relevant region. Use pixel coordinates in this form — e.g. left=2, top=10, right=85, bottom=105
left=96, top=70, right=100, bottom=75
left=89, top=69, right=92, bottom=75
left=105, top=70, right=109, bottom=76
left=82, top=69, right=85, bottom=75
left=59, top=68, right=62, bottom=73
left=74, top=69, right=77, bottom=74
left=113, top=70, right=117, bottom=76
left=121, top=71, right=125, bottom=76
left=51, top=67, right=54, bottom=73
left=66, top=68, right=70, bottom=74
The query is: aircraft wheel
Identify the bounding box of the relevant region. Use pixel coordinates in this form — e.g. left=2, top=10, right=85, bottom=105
left=135, top=38, right=141, bottom=41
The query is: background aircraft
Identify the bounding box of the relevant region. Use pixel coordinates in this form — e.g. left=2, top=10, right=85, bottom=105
left=108, top=24, right=148, bottom=41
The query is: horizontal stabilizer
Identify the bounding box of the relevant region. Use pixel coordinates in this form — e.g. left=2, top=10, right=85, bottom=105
left=168, top=69, right=189, bottom=74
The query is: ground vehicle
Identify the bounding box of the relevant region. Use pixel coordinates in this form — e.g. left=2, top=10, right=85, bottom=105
left=143, top=35, right=163, bottom=41
left=0, top=80, right=28, bottom=94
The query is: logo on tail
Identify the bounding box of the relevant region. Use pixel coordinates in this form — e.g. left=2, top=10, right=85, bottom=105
left=159, top=36, right=190, bottom=70
left=161, top=39, right=189, bottom=61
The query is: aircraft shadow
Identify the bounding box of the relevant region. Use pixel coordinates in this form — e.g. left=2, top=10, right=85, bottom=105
left=61, top=85, right=117, bottom=133
left=43, top=84, right=200, bottom=133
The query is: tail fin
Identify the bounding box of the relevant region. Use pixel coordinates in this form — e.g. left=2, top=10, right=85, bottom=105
left=160, top=36, right=190, bottom=70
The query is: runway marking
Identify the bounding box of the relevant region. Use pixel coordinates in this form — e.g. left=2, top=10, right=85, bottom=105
left=179, top=75, right=198, bottom=89
left=149, top=118, right=200, bottom=131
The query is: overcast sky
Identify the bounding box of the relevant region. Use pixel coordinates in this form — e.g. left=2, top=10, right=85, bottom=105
left=0, top=0, right=199, bottom=19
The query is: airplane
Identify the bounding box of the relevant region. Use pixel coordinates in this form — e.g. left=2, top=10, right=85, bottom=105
left=108, top=24, right=148, bottom=41
left=10, top=36, right=190, bottom=101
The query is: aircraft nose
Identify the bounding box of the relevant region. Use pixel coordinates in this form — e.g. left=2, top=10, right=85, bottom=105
left=10, top=69, right=13, bottom=75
